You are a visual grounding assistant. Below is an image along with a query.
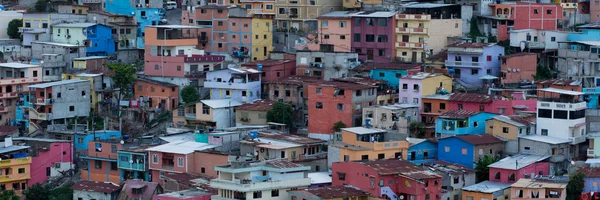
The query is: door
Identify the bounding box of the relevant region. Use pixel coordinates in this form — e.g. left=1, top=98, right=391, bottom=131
left=410, top=151, right=416, bottom=160
left=148, top=98, right=153, bottom=108
left=200, top=32, right=207, bottom=41
left=412, top=52, right=417, bottom=63
left=367, top=49, right=374, bottom=60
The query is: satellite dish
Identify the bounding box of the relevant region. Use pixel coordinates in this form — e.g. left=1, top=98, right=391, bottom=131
left=120, top=140, right=124, bottom=145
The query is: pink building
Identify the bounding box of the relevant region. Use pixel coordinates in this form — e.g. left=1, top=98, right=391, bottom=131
left=311, top=11, right=356, bottom=52
left=488, top=154, right=550, bottom=184
left=14, top=138, right=74, bottom=187
left=484, top=3, right=562, bottom=41
left=143, top=26, right=225, bottom=78
left=242, top=59, right=296, bottom=82
left=153, top=188, right=214, bottom=200
left=500, top=53, right=537, bottom=85
left=332, top=159, right=441, bottom=200
left=592, top=1, right=600, bottom=24
left=449, top=93, right=536, bottom=115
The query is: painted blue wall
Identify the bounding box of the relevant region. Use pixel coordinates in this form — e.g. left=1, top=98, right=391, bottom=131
left=136, top=8, right=164, bottom=49
left=568, top=29, right=600, bottom=42
left=584, top=178, right=600, bottom=192
left=584, top=88, right=600, bottom=109
left=74, top=130, right=122, bottom=150
left=87, top=25, right=116, bottom=56
left=435, top=112, right=497, bottom=136
left=13, top=94, right=32, bottom=128
left=408, top=140, right=438, bottom=165
left=438, top=137, right=475, bottom=168
left=370, top=69, right=409, bottom=89
left=105, top=0, right=136, bottom=16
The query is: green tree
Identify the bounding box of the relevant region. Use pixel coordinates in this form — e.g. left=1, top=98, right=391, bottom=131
left=469, top=16, right=484, bottom=41
left=34, top=0, right=48, bottom=12
left=567, top=172, right=585, bottom=200
left=108, top=63, right=136, bottom=109
left=409, top=121, right=426, bottom=138
left=0, top=190, right=18, bottom=200
left=181, top=85, right=200, bottom=105
left=474, top=155, right=500, bottom=182
left=23, top=184, right=49, bottom=200
left=533, top=63, right=553, bottom=80
left=332, top=121, right=347, bottom=132
left=7, top=19, right=22, bottom=39
left=266, top=102, right=294, bottom=127
left=49, top=185, right=73, bottom=200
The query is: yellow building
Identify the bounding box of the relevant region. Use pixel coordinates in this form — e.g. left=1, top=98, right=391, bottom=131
left=343, top=0, right=383, bottom=10
left=395, top=13, right=462, bottom=63
left=510, top=178, right=567, bottom=200
left=0, top=142, right=32, bottom=195
left=486, top=115, right=536, bottom=141
left=251, top=18, right=274, bottom=61
left=331, top=127, right=408, bottom=163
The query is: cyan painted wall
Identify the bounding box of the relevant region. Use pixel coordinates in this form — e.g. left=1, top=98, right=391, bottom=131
left=438, top=137, right=475, bottom=168
left=136, top=8, right=164, bottom=49
left=370, top=69, right=410, bottom=89
left=584, top=178, right=600, bottom=192
left=408, top=140, right=438, bottom=165
left=13, top=94, right=32, bottom=128
left=584, top=87, right=600, bottom=109
left=435, top=112, right=498, bottom=136
left=74, top=131, right=122, bottom=150
left=567, top=29, right=600, bottom=42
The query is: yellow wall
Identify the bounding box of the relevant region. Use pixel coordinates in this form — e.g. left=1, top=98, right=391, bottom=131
left=73, top=60, right=87, bottom=70
left=338, top=147, right=407, bottom=162
left=395, top=18, right=430, bottom=61
left=421, top=75, right=453, bottom=95
left=0, top=157, right=31, bottom=186
left=236, top=110, right=268, bottom=125
left=252, top=18, right=273, bottom=61
left=486, top=119, right=519, bottom=140
left=339, top=130, right=408, bottom=161
left=195, top=102, right=214, bottom=122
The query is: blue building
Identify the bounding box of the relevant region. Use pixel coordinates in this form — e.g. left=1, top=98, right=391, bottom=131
left=74, top=130, right=122, bottom=150
left=105, top=0, right=164, bottom=49
left=437, top=134, right=505, bottom=168
left=579, top=167, right=600, bottom=192
left=118, top=148, right=151, bottom=182
left=353, top=63, right=420, bottom=89
left=435, top=110, right=497, bottom=137
left=445, top=43, right=504, bottom=87
left=13, top=94, right=32, bottom=130
left=51, top=23, right=116, bottom=56
left=407, top=138, right=438, bottom=165
left=584, top=87, right=600, bottom=109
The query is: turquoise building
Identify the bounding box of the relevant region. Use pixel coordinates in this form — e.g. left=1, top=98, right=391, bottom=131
left=584, top=87, right=600, bottom=109
left=353, top=63, right=421, bottom=89
left=118, top=149, right=151, bottom=182
left=13, top=94, right=32, bottom=129
left=105, top=0, right=165, bottom=49
left=435, top=110, right=497, bottom=137
left=74, top=130, right=122, bottom=150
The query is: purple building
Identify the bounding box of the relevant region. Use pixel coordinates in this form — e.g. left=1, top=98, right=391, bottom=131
left=445, top=42, right=504, bottom=88
left=351, top=11, right=396, bottom=63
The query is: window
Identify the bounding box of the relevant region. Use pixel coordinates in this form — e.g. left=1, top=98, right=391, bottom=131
left=279, top=8, right=286, bottom=14
left=94, top=160, right=102, bottom=169
left=354, top=18, right=361, bottom=26
left=479, top=104, right=485, bottom=111
left=253, top=191, right=262, bottom=199
left=316, top=88, right=322, bottom=94
left=378, top=49, right=385, bottom=56
left=343, top=155, right=350, bottom=161
left=413, top=98, right=418, bottom=104
left=324, top=34, right=330, bottom=39
left=547, top=9, right=553, bottom=14
left=541, top=129, right=548, bottom=136
left=339, top=21, right=346, bottom=28
left=337, top=104, right=344, bottom=111
left=338, top=172, right=346, bottom=180
left=494, top=172, right=501, bottom=179
left=152, top=154, right=158, bottom=163
left=377, top=19, right=387, bottom=26
left=402, top=84, right=408, bottom=90
left=354, top=34, right=361, bottom=42
left=202, top=103, right=210, bottom=115
left=377, top=35, right=388, bottom=42
left=69, top=106, right=75, bottom=111
left=444, top=146, right=450, bottom=152
left=361, top=155, right=368, bottom=160
left=316, top=102, right=323, bottom=109
left=458, top=104, right=463, bottom=110
left=322, top=20, right=328, bottom=28
left=534, top=9, right=539, bottom=14
left=508, top=173, right=516, bottom=181
left=18, top=168, right=25, bottom=174
left=366, top=34, right=374, bottom=42
left=266, top=4, right=273, bottom=9
left=111, top=162, right=118, bottom=171
left=340, top=35, right=345, bottom=40
left=461, top=148, right=467, bottom=155
left=502, top=127, right=510, bottom=133
left=551, top=36, right=556, bottom=42
left=440, top=103, right=446, bottom=110
left=271, top=190, right=279, bottom=197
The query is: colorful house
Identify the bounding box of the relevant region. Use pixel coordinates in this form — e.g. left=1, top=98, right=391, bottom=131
left=51, top=23, right=115, bottom=56
left=328, top=127, right=409, bottom=167
left=13, top=138, right=74, bottom=187
left=117, top=146, right=151, bottom=182
left=307, top=80, right=377, bottom=138
left=407, top=138, right=438, bottom=164
left=518, top=135, right=572, bottom=175
left=485, top=114, right=536, bottom=154
left=153, top=188, right=214, bottom=200
left=435, top=110, right=498, bottom=137
left=448, top=93, right=536, bottom=116
left=20, top=13, right=87, bottom=46
left=584, top=87, right=600, bottom=109
left=118, top=180, right=164, bottom=200
left=437, top=134, right=505, bottom=168
left=479, top=2, right=562, bottom=41
left=241, top=59, right=296, bottom=83
left=351, top=12, right=396, bottom=62
left=488, top=154, right=550, bottom=184
left=397, top=4, right=463, bottom=63
left=250, top=18, right=273, bottom=61
left=352, top=62, right=421, bottom=89
left=80, top=140, right=124, bottom=183
left=173, top=99, right=242, bottom=129
left=399, top=72, right=453, bottom=105
left=331, top=159, right=442, bottom=200
left=421, top=93, right=452, bottom=128
left=288, top=185, right=370, bottom=200
left=499, top=53, right=538, bottom=85
left=578, top=167, right=600, bottom=193
left=445, top=42, right=504, bottom=88
left=62, top=72, right=113, bottom=111
left=536, top=88, right=587, bottom=149
left=73, top=181, right=122, bottom=200
left=423, top=161, right=477, bottom=200
left=309, top=11, right=356, bottom=52
left=73, top=130, right=122, bottom=150
left=0, top=63, right=43, bottom=126
left=234, top=99, right=273, bottom=126
left=588, top=133, right=600, bottom=158
left=462, top=181, right=511, bottom=200
left=510, top=178, right=568, bottom=200
left=362, top=104, right=420, bottom=134
left=0, top=139, right=32, bottom=194
left=133, top=77, right=179, bottom=111
left=104, top=0, right=164, bottom=49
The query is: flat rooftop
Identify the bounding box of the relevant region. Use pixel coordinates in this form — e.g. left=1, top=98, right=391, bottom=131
left=341, top=127, right=386, bottom=135
left=155, top=188, right=213, bottom=199
left=0, top=63, right=40, bottom=69
left=29, top=79, right=89, bottom=89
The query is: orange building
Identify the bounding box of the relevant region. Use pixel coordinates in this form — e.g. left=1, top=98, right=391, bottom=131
left=536, top=79, right=582, bottom=97
left=80, top=140, right=123, bottom=183
left=0, top=139, right=32, bottom=195
left=462, top=181, right=511, bottom=200
left=329, top=127, right=408, bottom=163
left=133, top=77, right=179, bottom=110
left=420, top=93, right=452, bottom=137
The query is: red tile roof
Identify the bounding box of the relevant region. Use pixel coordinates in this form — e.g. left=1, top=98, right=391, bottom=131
left=269, top=75, right=323, bottom=86
left=357, top=159, right=440, bottom=179
left=353, top=62, right=421, bottom=72
left=72, top=181, right=121, bottom=193
left=426, top=50, right=448, bottom=62
left=449, top=93, right=495, bottom=103
left=236, top=99, right=275, bottom=111
left=119, top=180, right=161, bottom=200
left=455, top=134, right=504, bottom=145
left=440, top=110, right=480, bottom=119
left=291, top=186, right=369, bottom=199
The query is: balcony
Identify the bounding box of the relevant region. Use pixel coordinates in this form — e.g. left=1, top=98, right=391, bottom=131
left=0, top=92, right=18, bottom=99
left=118, top=162, right=146, bottom=171
left=198, top=36, right=209, bottom=43
left=538, top=101, right=586, bottom=110
left=35, top=98, right=53, bottom=105
left=18, top=27, right=46, bottom=34
left=395, top=42, right=424, bottom=49
left=210, top=178, right=311, bottom=192
left=185, top=113, right=196, bottom=119
left=25, top=107, right=53, bottom=121
left=588, top=148, right=595, bottom=157
left=568, top=136, right=586, bottom=145
left=444, top=60, right=485, bottom=68
left=204, top=79, right=260, bottom=90
left=0, top=173, right=31, bottom=183
left=527, top=42, right=545, bottom=49
left=162, top=165, right=174, bottom=170
left=85, top=153, right=118, bottom=161
left=558, top=49, right=600, bottom=59
left=0, top=157, right=31, bottom=168
left=396, top=14, right=430, bottom=21
left=0, top=107, right=8, bottom=113
left=0, top=77, right=41, bottom=86
left=396, top=27, right=428, bottom=34
left=561, top=3, right=577, bottom=8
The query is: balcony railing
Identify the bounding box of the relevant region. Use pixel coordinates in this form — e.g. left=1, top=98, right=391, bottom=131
left=0, top=157, right=31, bottom=168
left=395, top=27, right=428, bottom=34
left=210, top=178, right=311, bottom=192
left=396, top=14, right=430, bottom=20
left=118, top=162, right=146, bottom=171
left=204, top=79, right=260, bottom=90
left=18, top=27, right=46, bottom=33
left=25, top=107, right=53, bottom=121
left=0, top=173, right=31, bottom=182
left=588, top=148, right=595, bottom=157
left=162, top=165, right=174, bottom=170
left=0, top=77, right=41, bottom=86
left=395, top=42, right=424, bottom=49
left=568, top=136, right=586, bottom=145
left=444, top=60, right=485, bottom=68
left=35, top=98, right=53, bottom=105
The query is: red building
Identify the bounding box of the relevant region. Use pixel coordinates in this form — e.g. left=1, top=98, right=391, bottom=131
left=484, top=2, right=562, bottom=40
left=307, top=80, right=377, bottom=137
left=448, top=93, right=537, bottom=116
left=488, top=154, right=550, bottom=184
left=332, top=159, right=441, bottom=200
left=242, top=59, right=296, bottom=82
left=499, top=53, right=538, bottom=85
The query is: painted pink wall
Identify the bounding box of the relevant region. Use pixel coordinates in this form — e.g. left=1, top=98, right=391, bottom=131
left=512, top=3, right=561, bottom=31
left=144, top=55, right=186, bottom=77
left=30, top=142, right=73, bottom=186
left=488, top=162, right=550, bottom=184
left=449, top=99, right=536, bottom=115
left=153, top=193, right=212, bottom=200
left=148, top=151, right=188, bottom=174
left=317, top=18, right=352, bottom=52
left=332, top=161, right=441, bottom=200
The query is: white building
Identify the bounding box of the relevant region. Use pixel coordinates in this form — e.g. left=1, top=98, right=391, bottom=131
left=536, top=88, right=587, bottom=156
left=205, top=67, right=262, bottom=103
left=362, top=104, right=420, bottom=135
left=509, top=29, right=569, bottom=51
left=210, top=159, right=311, bottom=200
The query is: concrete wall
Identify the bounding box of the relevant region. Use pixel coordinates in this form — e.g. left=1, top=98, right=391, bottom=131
left=49, top=81, right=91, bottom=119
left=587, top=109, right=600, bottom=133
left=295, top=51, right=359, bottom=80
left=74, top=191, right=115, bottom=200
left=327, top=145, right=341, bottom=169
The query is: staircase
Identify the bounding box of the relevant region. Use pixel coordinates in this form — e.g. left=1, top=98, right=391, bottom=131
left=380, top=186, right=399, bottom=200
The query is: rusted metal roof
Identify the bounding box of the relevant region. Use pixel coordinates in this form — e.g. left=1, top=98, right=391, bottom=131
left=290, top=185, right=369, bottom=199
left=449, top=93, right=495, bottom=103
left=236, top=99, right=275, bottom=111
left=440, top=110, right=480, bottom=119
left=455, top=134, right=504, bottom=145
left=72, top=181, right=121, bottom=193
left=359, top=159, right=440, bottom=179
